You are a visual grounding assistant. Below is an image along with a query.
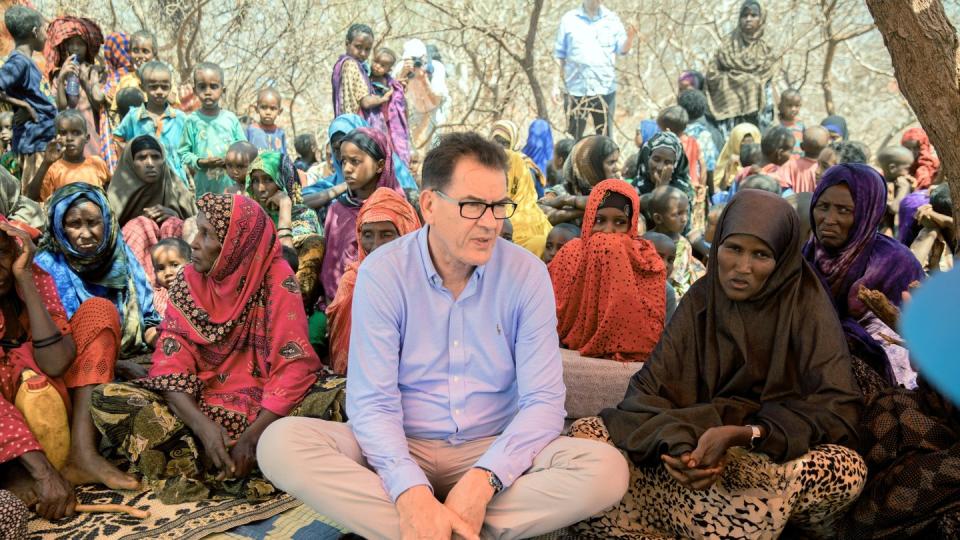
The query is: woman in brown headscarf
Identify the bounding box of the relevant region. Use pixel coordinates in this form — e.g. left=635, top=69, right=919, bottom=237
left=570, top=189, right=866, bottom=539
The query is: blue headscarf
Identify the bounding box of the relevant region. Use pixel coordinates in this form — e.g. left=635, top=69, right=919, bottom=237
left=304, top=114, right=417, bottom=195
left=35, top=183, right=159, bottom=356
left=639, top=119, right=660, bottom=145
left=522, top=119, right=553, bottom=177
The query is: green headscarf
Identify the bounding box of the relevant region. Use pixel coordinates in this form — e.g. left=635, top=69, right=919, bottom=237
left=245, top=151, right=320, bottom=236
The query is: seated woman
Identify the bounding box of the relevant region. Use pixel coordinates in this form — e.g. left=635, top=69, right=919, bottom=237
left=0, top=167, right=44, bottom=232
left=90, top=194, right=344, bottom=503
left=246, top=151, right=325, bottom=308
left=549, top=180, right=667, bottom=362
left=35, top=184, right=160, bottom=359
left=489, top=120, right=553, bottom=256
left=0, top=216, right=137, bottom=522
left=539, top=135, right=620, bottom=226
left=632, top=131, right=694, bottom=204
left=326, top=187, right=420, bottom=374
left=803, top=164, right=926, bottom=393
left=571, top=189, right=866, bottom=539
left=320, top=128, right=403, bottom=304
left=108, top=135, right=196, bottom=284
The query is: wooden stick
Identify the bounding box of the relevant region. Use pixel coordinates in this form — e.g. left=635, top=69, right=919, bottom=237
left=75, top=504, right=151, bottom=519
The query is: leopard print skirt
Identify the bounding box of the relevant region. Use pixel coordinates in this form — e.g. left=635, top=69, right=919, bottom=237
left=569, top=417, right=867, bottom=540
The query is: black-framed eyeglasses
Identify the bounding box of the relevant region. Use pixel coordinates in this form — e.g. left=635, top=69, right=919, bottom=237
left=433, top=190, right=517, bottom=220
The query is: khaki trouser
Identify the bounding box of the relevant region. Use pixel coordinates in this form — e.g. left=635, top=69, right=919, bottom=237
left=257, top=418, right=629, bottom=540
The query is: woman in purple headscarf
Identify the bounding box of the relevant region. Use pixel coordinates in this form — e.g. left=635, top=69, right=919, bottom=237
left=319, top=128, right=402, bottom=304
left=803, top=163, right=925, bottom=393
left=331, top=24, right=388, bottom=133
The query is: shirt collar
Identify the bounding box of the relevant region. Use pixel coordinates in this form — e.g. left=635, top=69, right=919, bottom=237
left=576, top=4, right=607, bottom=21
left=137, top=104, right=177, bottom=121
left=417, top=226, right=486, bottom=289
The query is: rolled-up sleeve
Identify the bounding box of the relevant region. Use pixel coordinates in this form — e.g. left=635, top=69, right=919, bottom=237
left=474, top=264, right=566, bottom=488
left=346, top=265, right=431, bottom=501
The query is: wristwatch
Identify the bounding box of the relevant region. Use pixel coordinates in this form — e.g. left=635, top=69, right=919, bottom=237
left=747, top=424, right=763, bottom=450
left=477, top=467, right=503, bottom=494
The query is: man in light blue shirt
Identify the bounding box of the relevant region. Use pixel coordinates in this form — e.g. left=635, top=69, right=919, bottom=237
left=259, top=132, right=628, bottom=539
left=555, top=0, right=636, bottom=140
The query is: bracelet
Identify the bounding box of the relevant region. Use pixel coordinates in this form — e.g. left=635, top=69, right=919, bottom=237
left=278, top=232, right=293, bottom=239
left=277, top=227, right=292, bottom=232
left=33, top=332, right=63, bottom=348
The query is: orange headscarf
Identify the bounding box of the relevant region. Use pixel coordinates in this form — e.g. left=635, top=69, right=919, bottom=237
left=901, top=127, right=940, bottom=189
left=549, top=179, right=667, bottom=362
left=326, top=188, right=421, bottom=374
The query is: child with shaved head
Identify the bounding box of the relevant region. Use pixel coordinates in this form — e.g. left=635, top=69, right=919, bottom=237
left=246, top=87, right=286, bottom=153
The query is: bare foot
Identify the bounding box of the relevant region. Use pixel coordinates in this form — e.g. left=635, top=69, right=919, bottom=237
left=62, top=451, right=139, bottom=491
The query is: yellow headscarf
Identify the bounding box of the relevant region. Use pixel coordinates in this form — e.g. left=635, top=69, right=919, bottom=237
left=715, top=123, right=762, bottom=190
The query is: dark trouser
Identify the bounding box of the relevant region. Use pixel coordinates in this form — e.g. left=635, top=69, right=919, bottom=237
left=565, top=92, right=615, bottom=140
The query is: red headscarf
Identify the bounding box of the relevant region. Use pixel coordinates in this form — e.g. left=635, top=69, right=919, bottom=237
left=549, top=179, right=667, bottom=362
left=326, top=188, right=420, bottom=374
left=901, top=127, right=940, bottom=189
left=150, top=194, right=320, bottom=430
left=43, top=16, right=103, bottom=79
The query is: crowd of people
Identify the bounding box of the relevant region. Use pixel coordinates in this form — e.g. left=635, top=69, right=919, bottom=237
left=0, top=0, right=957, bottom=539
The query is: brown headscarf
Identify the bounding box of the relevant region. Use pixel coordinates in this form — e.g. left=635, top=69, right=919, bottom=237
left=562, top=135, right=619, bottom=195
left=705, top=0, right=778, bottom=121
left=601, top=189, right=861, bottom=465
left=107, top=135, right=196, bottom=227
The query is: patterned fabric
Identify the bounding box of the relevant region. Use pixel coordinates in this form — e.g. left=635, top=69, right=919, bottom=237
left=35, top=183, right=159, bottom=358
left=151, top=194, right=320, bottom=421
left=837, top=386, right=960, bottom=539
left=0, top=151, right=21, bottom=180
left=121, top=215, right=184, bottom=285
left=633, top=131, right=693, bottom=202
left=43, top=17, right=104, bottom=79
left=326, top=188, right=421, bottom=374
left=549, top=180, right=666, bottom=362
left=684, top=121, right=718, bottom=172
left=562, top=135, right=618, bottom=195
left=569, top=416, right=867, bottom=539
left=704, top=1, right=777, bottom=121
left=91, top=376, right=346, bottom=503
left=670, top=235, right=705, bottom=298
left=0, top=489, right=27, bottom=539
left=103, top=32, right=134, bottom=100
left=901, top=127, right=940, bottom=189
left=331, top=55, right=386, bottom=134
left=491, top=119, right=520, bottom=149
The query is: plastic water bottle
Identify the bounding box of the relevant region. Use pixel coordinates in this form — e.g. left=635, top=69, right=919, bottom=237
left=15, top=369, right=71, bottom=470
left=64, top=55, right=81, bottom=109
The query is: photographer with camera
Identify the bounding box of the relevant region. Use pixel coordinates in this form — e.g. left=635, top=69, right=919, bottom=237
left=396, top=39, right=448, bottom=149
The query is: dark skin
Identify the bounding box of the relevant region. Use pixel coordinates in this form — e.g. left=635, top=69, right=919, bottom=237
left=142, top=69, right=172, bottom=117
left=0, top=22, right=45, bottom=123
left=499, top=219, right=514, bottom=242
left=193, top=69, right=227, bottom=170
left=658, top=233, right=776, bottom=491
left=648, top=147, right=677, bottom=187
left=302, top=138, right=350, bottom=209
left=54, top=37, right=104, bottom=111
left=345, top=33, right=392, bottom=109
left=779, top=95, right=801, bottom=123
left=133, top=147, right=180, bottom=224
left=812, top=184, right=855, bottom=250
left=26, top=116, right=87, bottom=201
left=255, top=91, right=283, bottom=128
left=340, top=141, right=384, bottom=200
left=172, top=213, right=282, bottom=480
left=539, top=149, right=621, bottom=225
left=249, top=169, right=294, bottom=248
left=129, top=35, right=155, bottom=70
left=592, top=207, right=630, bottom=234
left=0, top=115, right=13, bottom=149
left=652, top=196, right=690, bottom=241
left=359, top=221, right=399, bottom=255
left=542, top=228, right=577, bottom=265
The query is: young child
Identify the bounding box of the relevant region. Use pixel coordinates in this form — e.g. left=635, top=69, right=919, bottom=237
left=642, top=230, right=679, bottom=321
left=368, top=46, right=412, bottom=163
left=778, top=125, right=828, bottom=194
left=178, top=62, right=246, bottom=197
left=548, top=138, right=575, bottom=187
left=0, top=6, right=58, bottom=184
left=46, top=16, right=109, bottom=165
left=150, top=237, right=191, bottom=317
left=224, top=140, right=259, bottom=193
left=129, top=31, right=158, bottom=73
left=778, top=89, right=804, bottom=155
left=650, top=185, right=704, bottom=297
left=246, top=87, right=286, bottom=154
left=877, top=145, right=916, bottom=236
left=757, top=125, right=795, bottom=190
left=333, top=24, right=391, bottom=118
left=542, top=222, right=580, bottom=265
left=499, top=218, right=514, bottom=243
left=28, top=110, right=110, bottom=201
left=0, top=111, right=17, bottom=179
left=115, top=60, right=187, bottom=183
left=293, top=133, right=317, bottom=172
left=658, top=106, right=703, bottom=187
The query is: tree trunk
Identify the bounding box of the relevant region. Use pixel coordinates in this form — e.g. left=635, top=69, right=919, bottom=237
left=821, top=40, right=837, bottom=115
left=522, top=0, right=550, bottom=121
left=866, top=0, right=960, bottom=240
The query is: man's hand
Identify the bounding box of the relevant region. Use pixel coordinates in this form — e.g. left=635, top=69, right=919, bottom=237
left=689, top=426, right=749, bottom=469
left=661, top=453, right=723, bottom=491
left=444, top=468, right=495, bottom=537
left=396, top=485, right=478, bottom=540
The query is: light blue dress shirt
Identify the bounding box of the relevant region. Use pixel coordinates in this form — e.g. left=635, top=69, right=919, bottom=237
left=554, top=6, right=628, bottom=97
left=346, top=226, right=566, bottom=501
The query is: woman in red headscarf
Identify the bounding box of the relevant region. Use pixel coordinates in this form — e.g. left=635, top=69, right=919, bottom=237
left=90, top=194, right=344, bottom=503
left=326, top=187, right=420, bottom=374
left=901, top=127, right=940, bottom=190
left=548, top=179, right=667, bottom=362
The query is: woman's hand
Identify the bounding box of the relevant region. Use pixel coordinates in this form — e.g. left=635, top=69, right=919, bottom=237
left=227, top=431, right=258, bottom=479
left=193, top=417, right=235, bottom=480
left=689, top=426, right=748, bottom=469
left=143, top=205, right=178, bottom=224
left=661, top=453, right=724, bottom=491
left=0, top=221, right=36, bottom=283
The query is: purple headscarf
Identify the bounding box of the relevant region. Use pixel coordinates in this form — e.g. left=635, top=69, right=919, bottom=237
left=331, top=55, right=387, bottom=134
left=897, top=190, right=930, bottom=246
left=678, top=70, right=704, bottom=91
left=803, top=163, right=925, bottom=317
left=803, top=164, right=925, bottom=384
